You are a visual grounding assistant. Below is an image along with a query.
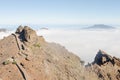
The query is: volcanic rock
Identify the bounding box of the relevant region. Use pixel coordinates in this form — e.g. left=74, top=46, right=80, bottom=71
left=16, top=26, right=38, bottom=43
left=0, top=26, right=99, bottom=80
left=86, top=50, right=120, bottom=80
left=93, top=50, right=114, bottom=66
left=16, top=25, right=24, bottom=34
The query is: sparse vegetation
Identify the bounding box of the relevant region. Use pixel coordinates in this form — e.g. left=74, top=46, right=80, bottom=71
left=33, top=43, right=41, bottom=48
left=3, top=60, right=10, bottom=65
left=80, top=60, right=85, bottom=65
left=12, top=60, right=17, bottom=64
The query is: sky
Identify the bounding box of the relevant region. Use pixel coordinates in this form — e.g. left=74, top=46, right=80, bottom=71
left=0, top=0, right=120, bottom=25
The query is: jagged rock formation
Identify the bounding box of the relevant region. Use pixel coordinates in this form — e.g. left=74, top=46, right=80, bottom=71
left=0, top=26, right=99, bottom=80
left=93, top=50, right=114, bottom=66
left=86, top=50, right=120, bottom=80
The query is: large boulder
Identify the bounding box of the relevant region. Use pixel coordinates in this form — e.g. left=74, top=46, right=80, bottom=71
left=16, top=26, right=38, bottom=43
left=23, top=26, right=37, bottom=42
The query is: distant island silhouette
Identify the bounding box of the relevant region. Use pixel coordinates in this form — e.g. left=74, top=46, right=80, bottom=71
left=84, top=24, right=115, bottom=30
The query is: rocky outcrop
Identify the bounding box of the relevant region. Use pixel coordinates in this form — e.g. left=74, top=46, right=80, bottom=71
left=16, top=25, right=24, bottom=34
left=16, top=26, right=38, bottom=43
left=86, top=50, right=120, bottom=80
left=93, top=50, right=114, bottom=66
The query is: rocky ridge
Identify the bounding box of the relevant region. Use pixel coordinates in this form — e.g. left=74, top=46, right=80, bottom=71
left=0, top=26, right=98, bottom=80
left=0, top=26, right=120, bottom=80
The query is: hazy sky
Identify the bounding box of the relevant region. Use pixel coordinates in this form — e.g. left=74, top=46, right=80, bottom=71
left=0, top=0, right=119, bottom=25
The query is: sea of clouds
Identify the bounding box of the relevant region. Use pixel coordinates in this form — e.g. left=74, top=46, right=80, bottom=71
left=37, top=28, right=120, bottom=63
left=1, top=26, right=120, bottom=63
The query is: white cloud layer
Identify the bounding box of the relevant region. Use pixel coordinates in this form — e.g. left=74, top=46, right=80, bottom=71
left=37, top=29, right=120, bottom=63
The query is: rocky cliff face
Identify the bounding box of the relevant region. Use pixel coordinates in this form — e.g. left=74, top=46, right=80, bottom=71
left=0, top=26, right=99, bottom=80
left=86, top=50, right=120, bottom=80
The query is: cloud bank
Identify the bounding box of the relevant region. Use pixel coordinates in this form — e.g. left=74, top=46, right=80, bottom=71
left=37, top=29, right=120, bottom=63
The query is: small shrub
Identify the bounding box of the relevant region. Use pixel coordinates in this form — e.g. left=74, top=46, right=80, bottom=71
left=80, top=60, right=85, bottom=65
left=3, top=60, right=10, bottom=65
left=12, top=60, right=17, bottom=64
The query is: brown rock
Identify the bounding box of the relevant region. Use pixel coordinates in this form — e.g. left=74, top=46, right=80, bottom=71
left=16, top=26, right=38, bottom=43
left=0, top=26, right=99, bottom=80
left=113, top=57, right=120, bottom=67
left=87, top=50, right=120, bottom=80
left=23, top=26, right=37, bottom=42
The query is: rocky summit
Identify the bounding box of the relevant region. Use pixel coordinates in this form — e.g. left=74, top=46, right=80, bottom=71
left=0, top=26, right=120, bottom=80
